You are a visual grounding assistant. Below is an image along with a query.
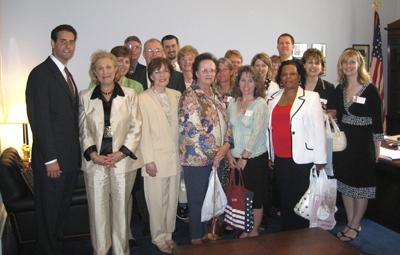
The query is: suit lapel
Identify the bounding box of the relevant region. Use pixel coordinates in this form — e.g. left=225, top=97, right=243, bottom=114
left=290, top=87, right=306, bottom=120
left=45, top=57, right=75, bottom=102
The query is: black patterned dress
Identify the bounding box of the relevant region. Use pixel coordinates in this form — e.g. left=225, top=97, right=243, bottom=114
left=333, top=83, right=384, bottom=199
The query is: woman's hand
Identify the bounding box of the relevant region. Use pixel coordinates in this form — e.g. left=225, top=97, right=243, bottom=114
left=105, top=151, right=125, bottom=168
left=236, top=158, right=247, bottom=171
left=213, top=143, right=230, bottom=168
left=226, top=151, right=237, bottom=169
left=90, top=152, right=109, bottom=166
left=375, top=141, right=381, bottom=163
left=145, top=162, right=157, bottom=177
left=268, top=160, right=274, bottom=169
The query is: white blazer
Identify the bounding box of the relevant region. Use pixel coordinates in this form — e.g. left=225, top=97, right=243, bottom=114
left=79, top=85, right=143, bottom=174
left=266, top=87, right=327, bottom=165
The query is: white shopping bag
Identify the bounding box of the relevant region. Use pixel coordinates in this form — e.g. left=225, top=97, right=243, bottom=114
left=309, top=169, right=337, bottom=230
left=201, top=166, right=227, bottom=222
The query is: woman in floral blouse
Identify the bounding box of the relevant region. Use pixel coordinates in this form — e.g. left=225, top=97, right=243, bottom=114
left=178, top=53, right=233, bottom=244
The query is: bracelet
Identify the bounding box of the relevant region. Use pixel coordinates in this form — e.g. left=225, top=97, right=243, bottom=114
left=241, top=157, right=249, bottom=160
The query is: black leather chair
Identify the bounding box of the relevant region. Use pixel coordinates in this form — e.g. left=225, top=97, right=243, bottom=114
left=0, top=147, right=90, bottom=244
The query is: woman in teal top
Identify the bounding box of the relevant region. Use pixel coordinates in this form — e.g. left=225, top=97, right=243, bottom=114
left=227, top=65, right=269, bottom=238
left=89, top=46, right=144, bottom=94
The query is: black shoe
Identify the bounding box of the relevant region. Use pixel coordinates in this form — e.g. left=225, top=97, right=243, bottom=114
left=129, top=238, right=137, bottom=247
left=176, top=204, right=189, bottom=222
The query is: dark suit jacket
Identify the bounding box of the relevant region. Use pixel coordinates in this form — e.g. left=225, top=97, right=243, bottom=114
left=168, top=70, right=186, bottom=93
left=127, top=63, right=148, bottom=90
left=26, top=57, right=80, bottom=174
left=128, top=64, right=186, bottom=93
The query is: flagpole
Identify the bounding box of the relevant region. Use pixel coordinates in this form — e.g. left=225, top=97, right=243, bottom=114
left=371, top=0, right=386, bottom=133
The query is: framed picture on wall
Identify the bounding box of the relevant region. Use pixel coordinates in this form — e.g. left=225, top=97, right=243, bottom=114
left=311, top=43, right=327, bottom=58
left=352, top=44, right=370, bottom=70
left=293, top=43, right=308, bottom=58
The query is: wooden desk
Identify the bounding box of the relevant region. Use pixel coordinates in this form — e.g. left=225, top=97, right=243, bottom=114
left=366, top=157, right=400, bottom=233
left=173, top=228, right=359, bottom=255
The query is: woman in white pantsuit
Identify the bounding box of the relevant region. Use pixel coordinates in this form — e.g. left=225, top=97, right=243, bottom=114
left=139, top=57, right=181, bottom=254
left=79, top=50, right=143, bottom=255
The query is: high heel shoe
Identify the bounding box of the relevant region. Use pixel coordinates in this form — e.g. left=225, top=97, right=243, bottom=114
left=339, top=225, right=361, bottom=242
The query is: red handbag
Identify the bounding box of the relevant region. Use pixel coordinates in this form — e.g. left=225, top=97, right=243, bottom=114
left=224, top=168, right=254, bottom=232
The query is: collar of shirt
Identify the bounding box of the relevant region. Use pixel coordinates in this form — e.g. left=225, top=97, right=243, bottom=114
left=50, top=55, right=68, bottom=80
left=90, top=82, right=125, bottom=100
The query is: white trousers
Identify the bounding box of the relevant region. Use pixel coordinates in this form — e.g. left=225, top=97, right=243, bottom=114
left=84, top=168, right=136, bottom=255
left=143, top=174, right=180, bottom=246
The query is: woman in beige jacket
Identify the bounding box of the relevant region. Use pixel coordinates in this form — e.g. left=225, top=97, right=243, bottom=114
left=79, top=50, right=142, bottom=255
left=139, top=57, right=181, bottom=254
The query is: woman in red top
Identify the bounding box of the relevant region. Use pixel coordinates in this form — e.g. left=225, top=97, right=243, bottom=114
left=266, top=60, right=327, bottom=230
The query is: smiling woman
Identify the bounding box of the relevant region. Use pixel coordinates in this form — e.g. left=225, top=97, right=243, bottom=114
left=79, top=50, right=143, bottom=254
left=266, top=60, right=326, bottom=231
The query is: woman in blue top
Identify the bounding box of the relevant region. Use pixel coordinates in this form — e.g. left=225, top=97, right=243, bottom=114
left=227, top=65, right=269, bottom=238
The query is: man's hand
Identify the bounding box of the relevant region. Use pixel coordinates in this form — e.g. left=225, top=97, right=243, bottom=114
left=46, top=161, right=62, bottom=178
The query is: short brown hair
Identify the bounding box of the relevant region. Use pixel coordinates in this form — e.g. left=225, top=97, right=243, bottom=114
left=111, top=45, right=130, bottom=59
left=301, top=48, right=326, bottom=76
left=147, top=57, right=173, bottom=84
left=124, top=35, right=141, bottom=45
left=232, top=65, right=265, bottom=99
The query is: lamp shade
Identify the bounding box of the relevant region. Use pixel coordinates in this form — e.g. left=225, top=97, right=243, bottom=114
left=5, top=103, right=28, bottom=124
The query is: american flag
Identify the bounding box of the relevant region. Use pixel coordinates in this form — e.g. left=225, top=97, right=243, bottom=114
left=370, top=10, right=385, bottom=128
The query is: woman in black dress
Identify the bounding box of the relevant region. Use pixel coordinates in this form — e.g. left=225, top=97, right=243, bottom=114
left=302, top=48, right=337, bottom=118
left=334, top=48, right=383, bottom=242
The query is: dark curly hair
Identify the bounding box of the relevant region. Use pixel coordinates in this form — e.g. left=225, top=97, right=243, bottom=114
left=192, top=52, right=218, bottom=81
left=276, top=60, right=306, bottom=88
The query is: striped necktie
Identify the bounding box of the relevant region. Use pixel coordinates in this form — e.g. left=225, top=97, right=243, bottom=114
left=64, top=67, right=75, bottom=97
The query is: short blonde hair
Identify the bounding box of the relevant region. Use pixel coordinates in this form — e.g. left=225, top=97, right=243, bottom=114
left=224, top=49, right=243, bottom=62
left=89, top=50, right=118, bottom=85
left=177, top=45, right=199, bottom=62
left=337, top=48, right=370, bottom=86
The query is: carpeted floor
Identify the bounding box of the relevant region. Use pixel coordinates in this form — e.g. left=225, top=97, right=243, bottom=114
left=3, top=207, right=400, bottom=255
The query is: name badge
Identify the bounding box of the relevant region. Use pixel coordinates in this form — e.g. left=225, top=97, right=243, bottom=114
left=320, top=98, right=328, bottom=105
left=244, top=110, right=253, bottom=117
left=225, top=96, right=233, bottom=103
left=352, top=96, right=366, bottom=104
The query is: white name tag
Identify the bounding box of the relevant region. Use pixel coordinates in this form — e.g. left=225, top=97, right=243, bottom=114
left=225, top=96, right=233, bottom=103
left=244, top=110, right=253, bottom=117
left=353, top=96, right=366, bottom=104
left=320, top=98, right=328, bottom=105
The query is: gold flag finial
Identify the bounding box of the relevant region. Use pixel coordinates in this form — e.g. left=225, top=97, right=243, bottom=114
left=372, top=0, right=382, bottom=10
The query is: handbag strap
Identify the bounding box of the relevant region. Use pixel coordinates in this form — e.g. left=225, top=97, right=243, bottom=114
left=228, top=167, right=245, bottom=187
left=328, top=115, right=341, bottom=133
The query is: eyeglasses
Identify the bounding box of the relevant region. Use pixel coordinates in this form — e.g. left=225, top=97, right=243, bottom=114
left=127, top=44, right=141, bottom=50
left=199, top=68, right=216, bottom=74
left=145, top=48, right=162, bottom=54
left=153, top=70, right=170, bottom=75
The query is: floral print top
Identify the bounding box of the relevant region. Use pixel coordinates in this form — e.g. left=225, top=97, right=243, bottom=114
left=179, top=83, right=233, bottom=166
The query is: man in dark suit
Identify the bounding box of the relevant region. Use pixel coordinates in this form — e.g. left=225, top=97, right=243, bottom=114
left=25, top=24, right=80, bottom=255
left=140, top=38, right=186, bottom=93
left=124, top=35, right=148, bottom=89
left=277, top=33, right=302, bottom=64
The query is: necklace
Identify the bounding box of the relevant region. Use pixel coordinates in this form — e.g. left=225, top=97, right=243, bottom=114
left=101, top=90, right=113, bottom=96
